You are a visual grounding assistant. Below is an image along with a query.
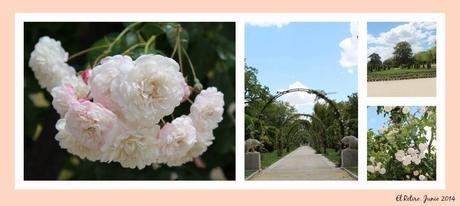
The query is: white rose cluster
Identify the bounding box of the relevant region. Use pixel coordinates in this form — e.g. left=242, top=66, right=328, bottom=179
left=29, top=36, right=76, bottom=93
left=29, top=36, right=225, bottom=169
left=394, top=142, right=428, bottom=166
left=383, top=106, right=411, bottom=114
left=367, top=157, right=386, bottom=175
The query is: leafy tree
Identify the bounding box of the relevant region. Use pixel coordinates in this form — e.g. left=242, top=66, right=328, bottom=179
left=368, top=53, right=382, bottom=72
left=245, top=64, right=297, bottom=154
left=429, top=46, right=436, bottom=64
left=413, top=45, right=436, bottom=69
left=342, top=93, right=358, bottom=138
left=393, top=41, right=413, bottom=68
left=382, top=58, right=394, bottom=70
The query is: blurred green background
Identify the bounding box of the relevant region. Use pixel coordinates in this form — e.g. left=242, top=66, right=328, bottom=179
left=24, top=22, right=235, bottom=180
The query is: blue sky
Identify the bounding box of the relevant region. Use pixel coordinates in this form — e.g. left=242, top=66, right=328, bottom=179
left=368, top=22, right=437, bottom=60
left=368, top=22, right=407, bottom=36
left=367, top=106, right=423, bottom=132
left=246, top=22, right=358, bottom=114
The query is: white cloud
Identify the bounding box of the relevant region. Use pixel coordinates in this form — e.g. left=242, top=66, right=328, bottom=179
left=368, top=22, right=436, bottom=60
left=368, top=45, right=393, bottom=62
left=277, top=81, right=316, bottom=107
left=247, top=21, right=290, bottom=28
left=339, top=22, right=359, bottom=72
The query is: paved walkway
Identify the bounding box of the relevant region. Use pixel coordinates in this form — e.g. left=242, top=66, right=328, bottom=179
left=251, top=146, right=355, bottom=180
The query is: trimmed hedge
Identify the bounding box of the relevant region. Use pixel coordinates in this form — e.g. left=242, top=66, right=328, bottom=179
left=367, top=69, right=436, bottom=82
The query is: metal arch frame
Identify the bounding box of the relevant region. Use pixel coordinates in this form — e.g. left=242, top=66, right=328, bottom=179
left=282, top=115, right=327, bottom=153
left=276, top=120, right=308, bottom=155
left=259, top=88, right=345, bottom=139
left=281, top=113, right=326, bottom=129
left=285, top=125, right=305, bottom=151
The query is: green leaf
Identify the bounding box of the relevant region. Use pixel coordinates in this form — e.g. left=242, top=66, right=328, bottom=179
left=128, top=47, right=165, bottom=59
left=86, top=33, right=116, bottom=64
left=162, top=23, right=189, bottom=50
left=124, top=31, right=139, bottom=47
left=140, top=23, right=164, bottom=38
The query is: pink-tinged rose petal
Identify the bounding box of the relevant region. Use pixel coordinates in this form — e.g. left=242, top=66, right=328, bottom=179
left=64, top=83, right=76, bottom=95
left=81, top=69, right=92, bottom=85
left=181, top=84, right=192, bottom=103
left=65, top=101, right=118, bottom=150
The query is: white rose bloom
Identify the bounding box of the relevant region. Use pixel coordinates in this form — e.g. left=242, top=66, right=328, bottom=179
left=419, top=174, right=426, bottom=181
left=111, top=55, right=185, bottom=125
left=157, top=116, right=197, bottom=166
left=29, top=36, right=76, bottom=92
left=402, top=155, right=412, bottom=166
left=419, top=152, right=426, bottom=159
left=177, top=130, right=215, bottom=161
left=190, top=87, right=225, bottom=131
left=402, top=106, right=411, bottom=114
left=65, top=101, right=118, bottom=150
left=51, top=84, right=77, bottom=116
left=418, top=143, right=428, bottom=152
left=374, top=164, right=381, bottom=172
left=100, top=125, right=160, bottom=169
left=63, top=76, right=90, bottom=98
left=383, top=106, right=394, bottom=112
left=413, top=170, right=420, bottom=176
left=54, top=119, right=100, bottom=161
left=379, top=168, right=386, bottom=175
left=90, top=55, right=134, bottom=112
left=378, top=127, right=387, bottom=134
left=395, top=150, right=405, bottom=161
left=367, top=165, right=375, bottom=173
left=369, top=156, right=375, bottom=163
left=424, top=126, right=432, bottom=139
left=51, top=76, right=90, bottom=116
left=407, top=147, right=416, bottom=155
left=412, top=157, right=421, bottom=165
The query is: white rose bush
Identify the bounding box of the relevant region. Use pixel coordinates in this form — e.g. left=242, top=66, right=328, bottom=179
left=367, top=106, right=436, bottom=180
left=25, top=23, right=235, bottom=179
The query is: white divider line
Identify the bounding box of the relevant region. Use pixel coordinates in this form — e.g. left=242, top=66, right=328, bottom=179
left=357, top=20, right=368, bottom=182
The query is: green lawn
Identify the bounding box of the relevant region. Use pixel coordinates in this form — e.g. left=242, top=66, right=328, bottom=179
left=261, top=150, right=289, bottom=169
left=245, top=169, right=257, bottom=178
left=244, top=150, right=289, bottom=179
left=368, top=68, right=436, bottom=81
left=324, top=148, right=339, bottom=164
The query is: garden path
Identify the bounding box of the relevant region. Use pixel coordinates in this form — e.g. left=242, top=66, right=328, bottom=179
left=250, top=146, right=355, bottom=180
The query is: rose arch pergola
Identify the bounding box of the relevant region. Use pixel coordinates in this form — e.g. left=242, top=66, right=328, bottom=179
left=280, top=113, right=327, bottom=153
left=258, top=88, right=346, bottom=166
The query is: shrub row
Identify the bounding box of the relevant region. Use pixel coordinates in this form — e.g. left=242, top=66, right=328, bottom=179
left=367, top=69, right=436, bottom=82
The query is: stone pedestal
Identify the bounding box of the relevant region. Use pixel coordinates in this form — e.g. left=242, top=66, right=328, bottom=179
left=341, top=148, right=358, bottom=167
left=245, top=152, right=261, bottom=170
